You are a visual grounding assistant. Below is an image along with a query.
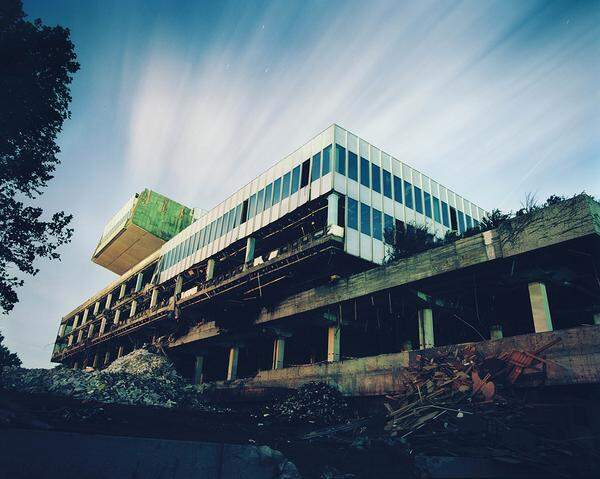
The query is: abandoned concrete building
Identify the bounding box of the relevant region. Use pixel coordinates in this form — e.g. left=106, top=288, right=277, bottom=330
left=51, top=125, right=600, bottom=395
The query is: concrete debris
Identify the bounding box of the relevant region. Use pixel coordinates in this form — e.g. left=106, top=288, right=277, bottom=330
left=264, top=382, right=352, bottom=426
left=0, top=348, right=218, bottom=410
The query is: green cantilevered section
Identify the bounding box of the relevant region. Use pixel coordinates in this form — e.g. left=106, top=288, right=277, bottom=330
left=92, top=189, right=193, bottom=275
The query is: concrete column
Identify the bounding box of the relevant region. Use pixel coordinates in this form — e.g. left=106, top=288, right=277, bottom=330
left=327, top=193, right=340, bottom=227
left=99, top=317, right=107, bottom=335
left=82, top=308, right=89, bottom=324
left=150, top=288, right=159, bottom=308
left=227, top=346, right=239, bottom=381
left=67, top=334, right=74, bottom=346
left=327, top=325, right=341, bottom=362
left=418, top=308, right=434, bottom=349
left=73, top=361, right=79, bottom=370
left=206, top=259, right=216, bottom=281
left=174, top=275, right=183, bottom=296
left=119, top=283, right=127, bottom=299
left=114, top=309, right=121, bottom=324
left=117, top=345, right=124, bottom=358
left=92, top=353, right=99, bottom=369
left=272, top=337, right=285, bottom=370
left=77, top=329, right=84, bottom=344
left=528, top=282, right=553, bottom=332
left=93, top=301, right=100, bottom=315
left=72, top=314, right=79, bottom=329
left=87, top=323, right=95, bottom=338
left=104, top=350, right=111, bottom=365
left=194, top=356, right=204, bottom=385
left=130, top=301, right=137, bottom=318
left=593, top=313, right=600, bottom=325
left=244, top=237, right=256, bottom=266
left=490, top=324, right=503, bottom=340
left=59, top=324, right=66, bottom=337
left=134, top=272, right=144, bottom=292
left=105, top=293, right=113, bottom=310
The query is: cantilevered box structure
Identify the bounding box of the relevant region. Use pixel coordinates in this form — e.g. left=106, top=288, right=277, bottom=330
left=92, top=189, right=194, bottom=275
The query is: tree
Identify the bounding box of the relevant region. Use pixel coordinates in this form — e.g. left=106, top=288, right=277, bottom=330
left=384, top=222, right=438, bottom=263
left=0, top=332, right=21, bottom=368
left=0, top=0, right=79, bottom=314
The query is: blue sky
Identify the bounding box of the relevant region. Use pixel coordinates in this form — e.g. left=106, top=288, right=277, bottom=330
left=3, top=0, right=599, bottom=367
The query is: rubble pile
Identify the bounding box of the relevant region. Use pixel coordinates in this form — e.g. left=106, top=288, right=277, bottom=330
left=265, top=382, right=352, bottom=426
left=304, top=340, right=598, bottom=476
left=0, top=348, right=211, bottom=410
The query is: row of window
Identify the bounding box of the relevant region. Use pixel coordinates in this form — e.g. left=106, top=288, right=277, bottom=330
left=161, top=145, right=334, bottom=271
left=333, top=144, right=476, bottom=231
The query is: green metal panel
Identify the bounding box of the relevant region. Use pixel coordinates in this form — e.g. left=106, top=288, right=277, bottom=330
left=130, top=189, right=193, bottom=242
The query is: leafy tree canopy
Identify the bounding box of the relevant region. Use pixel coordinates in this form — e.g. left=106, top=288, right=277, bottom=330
left=0, top=0, right=79, bottom=314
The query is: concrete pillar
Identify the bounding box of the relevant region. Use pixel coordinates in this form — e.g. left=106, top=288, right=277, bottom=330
left=194, top=356, right=204, bottom=385
left=67, top=334, right=74, bottom=346
left=272, top=337, right=285, bottom=370
left=327, top=193, right=340, bottom=227
left=93, top=301, right=100, bottom=315
left=59, top=324, right=66, bottom=337
left=134, top=272, right=144, bottom=292
left=104, top=350, right=111, bottom=365
left=119, top=283, right=127, bottom=299
left=72, top=314, right=79, bottom=329
left=401, top=340, right=413, bottom=352
left=87, top=323, right=95, bottom=338
left=117, top=345, right=124, bottom=358
left=528, top=282, right=553, bottom=332
left=418, top=308, right=434, bottom=349
left=227, top=346, right=239, bottom=381
left=490, top=324, right=503, bottom=340
left=114, top=309, right=121, bottom=324
left=73, top=361, right=79, bottom=370
left=244, top=237, right=256, bottom=266
left=105, top=293, right=113, bottom=310
left=130, top=301, right=137, bottom=318
left=593, top=313, right=600, bottom=325
left=206, top=259, right=216, bottom=281
left=77, top=329, right=84, bottom=344
left=92, top=352, right=99, bottom=369
left=174, top=275, right=183, bottom=296
left=327, top=325, right=341, bottom=362
left=82, top=308, right=89, bottom=324
left=99, top=317, right=107, bottom=335
left=150, top=288, right=159, bottom=308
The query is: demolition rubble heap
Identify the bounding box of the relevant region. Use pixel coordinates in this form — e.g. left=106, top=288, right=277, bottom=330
left=1, top=349, right=210, bottom=409
left=302, top=340, right=599, bottom=477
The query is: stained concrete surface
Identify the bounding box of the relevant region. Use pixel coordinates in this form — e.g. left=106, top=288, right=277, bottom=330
left=0, top=428, right=296, bottom=479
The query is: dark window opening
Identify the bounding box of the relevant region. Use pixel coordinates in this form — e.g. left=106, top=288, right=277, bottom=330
left=300, top=159, right=310, bottom=188
left=360, top=157, right=370, bottom=188
left=449, top=206, right=458, bottom=231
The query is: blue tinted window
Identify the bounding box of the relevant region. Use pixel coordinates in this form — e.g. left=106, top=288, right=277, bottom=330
left=393, top=176, right=402, bottom=204
left=466, top=214, right=473, bottom=229
left=347, top=198, right=358, bottom=230
left=235, top=204, right=242, bottom=227
left=372, top=164, right=381, bottom=193
left=282, top=172, right=291, bottom=199
left=256, top=189, right=265, bottom=214
left=228, top=208, right=236, bottom=231
left=272, top=178, right=281, bottom=204
left=248, top=194, right=257, bottom=218
left=441, top=201, right=449, bottom=227
left=360, top=157, right=370, bottom=188
left=424, top=192, right=432, bottom=218
left=383, top=170, right=392, bottom=198
left=209, top=221, right=217, bottom=242
left=372, top=208, right=383, bottom=240
left=199, top=227, right=206, bottom=247
left=457, top=211, right=465, bottom=233
left=348, top=151, right=358, bottom=181
left=384, top=213, right=394, bottom=236
left=404, top=181, right=413, bottom=209
left=322, top=145, right=331, bottom=175
left=335, top=144, right=346, bottom=175
left=414, top=186, right=423, bottom=213
left=360, top=203, right=371, bottom=235
left=311, top=152, right=321, bottom=182
left=433, top=197, right=441, bottom=223
left=217, top=215, right=224, bottom=237
left=291, top=166, right=300, bottom=193
left=264, top=183, right=273, bottom=209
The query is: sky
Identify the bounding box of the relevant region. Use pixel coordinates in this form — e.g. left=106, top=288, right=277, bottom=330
left=3, top=0, right=599, bottom=368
